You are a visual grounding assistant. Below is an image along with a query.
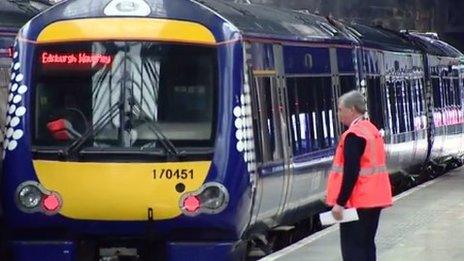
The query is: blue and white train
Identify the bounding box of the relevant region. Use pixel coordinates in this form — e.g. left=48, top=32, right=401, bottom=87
left=1, top=0, right=463, bottom=260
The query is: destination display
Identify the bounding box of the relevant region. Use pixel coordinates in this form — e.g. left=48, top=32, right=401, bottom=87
left=40, top=52, right=112, bottom=67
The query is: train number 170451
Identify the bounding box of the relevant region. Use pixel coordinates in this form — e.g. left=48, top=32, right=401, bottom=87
left=153, top=169, right=194, bottom=179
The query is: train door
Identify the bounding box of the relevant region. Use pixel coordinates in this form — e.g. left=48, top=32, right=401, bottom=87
left=248, top=43, right=291, bottom=225
left=284, top=45, right=340, bottom=219
left=429, top=56, right=446, bottom=159
left=409, top=54, right=428, bottom=167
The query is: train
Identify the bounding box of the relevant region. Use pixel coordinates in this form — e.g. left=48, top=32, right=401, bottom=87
left=0, top=2, right=38, bottom=258
left=1, top=0, right=464, bottom=260
left=0, top=0, right=35, bottom=154
left=0, top=0, right=34, bottom=232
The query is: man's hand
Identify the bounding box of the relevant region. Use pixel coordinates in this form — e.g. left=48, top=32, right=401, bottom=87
left=331, top=204, right=344, bottom=221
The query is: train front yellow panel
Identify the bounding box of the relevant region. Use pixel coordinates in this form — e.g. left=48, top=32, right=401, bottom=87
left=33, top=160, right=211, bottom=220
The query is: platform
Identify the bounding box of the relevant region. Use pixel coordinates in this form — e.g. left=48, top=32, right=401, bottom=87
left=261, top=166, right=464, bottom=261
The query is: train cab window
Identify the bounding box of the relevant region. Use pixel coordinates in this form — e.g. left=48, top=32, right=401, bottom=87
left=286, top=77, right=335, bottom=155
left=32, top=41, right=216, bottom=151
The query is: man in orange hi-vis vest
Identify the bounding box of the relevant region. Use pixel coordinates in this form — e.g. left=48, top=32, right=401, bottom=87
left=326, top=90, right=393, bottom=261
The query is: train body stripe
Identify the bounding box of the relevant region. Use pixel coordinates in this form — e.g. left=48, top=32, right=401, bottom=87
left=37, top=18, right=216, bottom=45
left=33, top=160, right=211, bottom=220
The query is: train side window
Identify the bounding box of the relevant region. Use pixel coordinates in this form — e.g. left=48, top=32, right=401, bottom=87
left=412, top=79, right=425, bottom=130
left=462, top=78, right=464, bottom=104
left=443, top=77, right=450, bottom=109
left=419, top=79, right=425, bottom=113
left=396, top=81, right=407, bottom=133
left=405, top=80, right=414, bottom=132
left=286, top=77, right=335, bottom=155
left=340, top=76, right=356, bottom=95
left=386, top=81, right=398, bottom=134
left=453, top=78, right=461, bottom=107
left=432, top=77, right=441, bottom=109
left=366, top=76, right=384, bottom=130
left=253, top=76, right=283, bottom=162
left=432, top=77, right=442, bottom=123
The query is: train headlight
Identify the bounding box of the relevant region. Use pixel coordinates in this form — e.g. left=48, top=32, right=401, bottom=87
left=179, top=182, right=229, bottom=216
left=18, top=185, right=41, bottom=209
left=15, top=181, right=62, bottom=215
left=199, top=186, right=227, bottom=210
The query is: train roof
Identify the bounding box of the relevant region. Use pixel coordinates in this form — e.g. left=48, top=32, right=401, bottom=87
left=196, top=0, right=355, bottom=43
left=348, top=23, right=420, bottom=53
left=24, top=0, right=356, bottom=44
left=404, top=32, right=464, bottom=58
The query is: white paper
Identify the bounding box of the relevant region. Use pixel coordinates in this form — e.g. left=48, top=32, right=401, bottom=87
left=319, top=208, right=359, bottom=226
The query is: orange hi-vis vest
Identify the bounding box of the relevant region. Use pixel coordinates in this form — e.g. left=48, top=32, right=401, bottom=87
left=326, top=119, right=393, bottom=208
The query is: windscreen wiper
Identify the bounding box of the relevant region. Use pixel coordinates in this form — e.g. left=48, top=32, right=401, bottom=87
left=62, top=101, right=122, bottom=158
left=142, top=121, right=182, bottom=159
left=129, top=99, right=182, bottom=159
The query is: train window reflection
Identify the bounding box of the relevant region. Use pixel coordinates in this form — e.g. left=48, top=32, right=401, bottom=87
left=253, top=77, right=283, bottom=162
left=432, top=77, right=441, bottom=126
left=396, top=81, right=406, bottom=133
left=386, top=81, right=398, bottom=134
left=384, top=76, right=425, bottom=135
left=287, top=77, right=335, bottom=155
left=411, top=78, right=426, bottom=130
left=405, top=80, right=414, bottom=132
left=32, top=41, right=216, bottom=149
left=366, top=76, right=384, bottom=130
left=340, top=76, right=356, bottom=95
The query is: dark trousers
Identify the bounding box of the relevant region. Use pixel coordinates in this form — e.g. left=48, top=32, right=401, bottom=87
left=339, top=208, right=382, bottom=261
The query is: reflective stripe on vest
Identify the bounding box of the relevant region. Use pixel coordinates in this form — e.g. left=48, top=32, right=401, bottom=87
left=330, top=165, right=388, bottom=176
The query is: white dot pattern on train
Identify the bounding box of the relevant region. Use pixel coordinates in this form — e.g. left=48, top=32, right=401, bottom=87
left=234, top=63, right=257, bottom=173
left=3, top=42, right=27, bottom=159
